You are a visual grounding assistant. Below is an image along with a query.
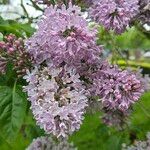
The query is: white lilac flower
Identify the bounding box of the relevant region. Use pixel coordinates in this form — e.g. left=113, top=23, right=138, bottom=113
left=24, top=65, right=88, bottom=138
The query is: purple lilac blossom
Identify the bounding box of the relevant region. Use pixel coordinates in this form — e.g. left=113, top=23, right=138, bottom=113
left=24, top=1, right=146, bottom=133
left=89, top=0, right=139, bottom=34
left=26, top=136, right=76, bottom=150
left=91, top=65, right=144, bottom=111
left=24, top=64, right=88, bottom=138
left=26, top=2, right=102, bottom=70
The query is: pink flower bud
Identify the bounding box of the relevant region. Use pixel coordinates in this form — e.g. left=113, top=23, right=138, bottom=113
left=0, top=41, right=5, bottom=49
left=8, top=47, right=15, bottom=54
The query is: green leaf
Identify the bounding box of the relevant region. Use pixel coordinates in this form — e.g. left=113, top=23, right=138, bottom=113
left=0, top=84, right=27, bottom=141
left=0, top=17, right=35, bottom=37
left=0, top=134, right=12, bottom=150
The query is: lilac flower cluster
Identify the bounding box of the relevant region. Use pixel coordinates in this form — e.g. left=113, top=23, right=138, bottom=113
left=24, top=64, right=88, bottom=138
left=91, top=66, right=144, bottom=111
left=26, top=136, right=76, bottom=150
left=96, top=68, right=148, bottom=127
left=26, top=2, right=102, bottom=71
left=24, top=2, right=146, bottom=138
left=0, top=34, right=33, bottom=76
left=25, top=3, right=100, bottom=138
left=89, top=0, right=139, bottom=34
left=122, top=132, right=150, bottom=150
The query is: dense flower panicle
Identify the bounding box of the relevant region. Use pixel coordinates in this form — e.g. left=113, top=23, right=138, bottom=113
left=89, top=0, right=139, bottom=34
left=101, top=109, right=130, bottom=128
left=91, top=65, right=144, bottom=111
left=122, top=132, right=150, bottom=150
left=26, top=136, right=76, bottom=150
left=26, top=3, right=102, bottom=70
left=0, top=34, right=33, bottom=76
left=24, top=65, right=88, bottom=138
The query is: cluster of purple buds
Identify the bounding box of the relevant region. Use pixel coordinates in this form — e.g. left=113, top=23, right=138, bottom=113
left=91, top=65, right=144, bottom=111
left=0, top=34, right=33, bottom=77
left=91, top=66, right=144, bottom=112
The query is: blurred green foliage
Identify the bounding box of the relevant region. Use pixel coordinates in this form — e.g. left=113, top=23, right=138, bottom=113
left=0, top=17, right=35, bottom=37
left=0, top=0, right=10, bottom=4
left=97, top=26, right=150, bottom=50
left=117, top=60, right=150, bottom=68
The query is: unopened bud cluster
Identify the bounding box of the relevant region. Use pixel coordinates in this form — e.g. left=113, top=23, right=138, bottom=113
left=0, top=34, right=33, bottom=77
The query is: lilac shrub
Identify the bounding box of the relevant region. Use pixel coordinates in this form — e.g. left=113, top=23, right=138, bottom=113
left=22, top=0, right=147, bottom=141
